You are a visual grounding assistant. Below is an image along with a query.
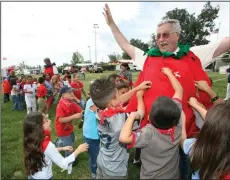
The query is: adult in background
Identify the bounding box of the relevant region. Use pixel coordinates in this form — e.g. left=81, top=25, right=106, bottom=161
left=119, top=63, right=133, bottom=87
left=103, top=3, right=230, bottom=179
left=43, top=58, right=57, bottom=77
left=224, top=66, right=230, bottom=100
left=80, top=66, right=87, bottom=80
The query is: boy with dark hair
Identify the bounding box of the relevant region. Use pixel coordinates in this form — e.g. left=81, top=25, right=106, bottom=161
left=90, top=78, right=151, bottom=179
left=119, top=67, right=184, bottom=179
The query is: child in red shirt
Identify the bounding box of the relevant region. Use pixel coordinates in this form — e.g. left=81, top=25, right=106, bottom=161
left=37, top=77, right=48, bottom=117
left=55, top=85, right=83, bottom=160
left=71, top=73, right=87, bottom=108
left=3, top=78, right=11, bottom=103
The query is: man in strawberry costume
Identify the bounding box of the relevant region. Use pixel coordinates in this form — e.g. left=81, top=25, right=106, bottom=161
left=103, top=3, right=230, bottom=179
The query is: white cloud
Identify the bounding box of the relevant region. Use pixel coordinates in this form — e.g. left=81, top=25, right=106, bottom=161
left=1, top=2, right=141, bottom=67
left=1, top=2, right=229, bottom=68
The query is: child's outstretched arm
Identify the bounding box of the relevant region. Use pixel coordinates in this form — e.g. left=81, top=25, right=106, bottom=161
left=194, top=80, right=224, bottom=106
left=180, top=111, right=187, bottom=148
left=188, top=97, right=207, bottom=120
left=119, top=90, right=145, bottom=144
left=161, top=67, right=183, bottom=100
left=46, top=143, right=88, bottom=171
left=118, top=81, right=151, bottom=104
left=56, top=146, right=73, bottom=152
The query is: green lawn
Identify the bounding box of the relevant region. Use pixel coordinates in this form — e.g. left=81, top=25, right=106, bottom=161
left=1, top=71, right=227, bottom=179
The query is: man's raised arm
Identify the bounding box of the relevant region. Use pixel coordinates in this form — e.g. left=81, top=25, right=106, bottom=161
left=103, top=3, right=136, bottom=60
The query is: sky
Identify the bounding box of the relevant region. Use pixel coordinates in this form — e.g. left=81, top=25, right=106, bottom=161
left=1, top=2, right=229, bottom=68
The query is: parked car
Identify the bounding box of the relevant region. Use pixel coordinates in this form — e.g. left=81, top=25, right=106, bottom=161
left=89, top=66, right=103, bottom=73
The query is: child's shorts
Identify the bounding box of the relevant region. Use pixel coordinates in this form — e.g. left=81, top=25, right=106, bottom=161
left=37, top=98, right=47, bottom=113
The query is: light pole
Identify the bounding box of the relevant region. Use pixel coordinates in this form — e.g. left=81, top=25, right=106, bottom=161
left=88, top=46, right=91, bottom=62
left=93, top=24, right=99, bottom=64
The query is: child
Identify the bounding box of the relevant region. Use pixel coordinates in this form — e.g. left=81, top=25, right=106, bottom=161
left=23, top=112, right=89, bottom=179
left=33, top=78, right=38, bottom=84
left=3, top=78, right=11, bottom=103
left=71, top=73, right=88, bottom=108
left=37, top=77, right=48, bottom=118
left=23, top=76, right=37, bottom=114
left=19, top=76, right=27, bottom=104
left=89, top=78, right=151, bottom=179
left=119, top=67, right=183, bottom=179
left=11, top=80, right=23, bottom=111
left=190, top=80, right=225, bottom=129
left=43, top=73, right=53, bottom=109
left=82, top=98, right=99, bottom=179
left=55, top=85, right=83, bottom=159
left=117, top=81, right=130, bottom=108
left=107, top=73, right=121, bottom=86
left=181, top=101, right=230, bottom=179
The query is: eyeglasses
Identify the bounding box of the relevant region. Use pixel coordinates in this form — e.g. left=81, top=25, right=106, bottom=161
left=156, top=32, right=177, bottom=40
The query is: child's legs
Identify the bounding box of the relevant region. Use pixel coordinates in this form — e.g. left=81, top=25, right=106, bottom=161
left=179, top=147, right=191, bottom=180
left=38, top=98, right=48, bottom=114
left=25, top=96, right=32, bottom=114
left=135, top=148, right=141, bottom=160
left=83, top=137, right=100, bottom=174
left=15, top=95, right=22, bottom=110
left=11, top=95, right=17, bottom=110
left=30, top=97, right=37, bottom=112
left=225, top=83, right=230, bottom=100
left=56, top=132, right=75, bottom=157
left=4, top=93, right=8, bottom=102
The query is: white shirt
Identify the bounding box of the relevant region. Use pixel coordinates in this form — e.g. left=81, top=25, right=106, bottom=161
left=23, top=84, right=37, bottom=97
left=11, top=85, right=19, bottom=96
left=133, top=39, right=223, bottom=70
left=31, top=142, right=75, bottom=179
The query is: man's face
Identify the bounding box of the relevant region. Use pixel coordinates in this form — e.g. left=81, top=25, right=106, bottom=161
left=44, top=60, right=51, bottom=66
left=156, top=23, right=179, bottom=52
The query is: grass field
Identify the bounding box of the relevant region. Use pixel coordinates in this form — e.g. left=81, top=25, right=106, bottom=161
left=1, top=71, right=228, bottom=179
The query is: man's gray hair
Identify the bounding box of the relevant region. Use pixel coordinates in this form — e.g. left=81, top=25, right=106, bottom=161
left=157, top=19, right=182, bottom=34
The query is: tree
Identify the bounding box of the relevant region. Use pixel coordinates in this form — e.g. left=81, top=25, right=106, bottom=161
left=148, top=33, right=157, bottom=49
left=153, top=2, right=220, bottom=46
left=108, top=53, right=121, bottom=63
left=122, top=38, right=149, bottom=59
left=71, top=51, right=84, bottom=65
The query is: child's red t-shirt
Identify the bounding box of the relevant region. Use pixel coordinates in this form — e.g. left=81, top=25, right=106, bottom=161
left=37, top=84, right=47, bottom=98
left=55, top=98, right=82, bottom=136
left=71, top=81, right=83, bottom=100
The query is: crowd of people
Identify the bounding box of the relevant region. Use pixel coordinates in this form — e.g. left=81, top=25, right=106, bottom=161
left=2, top=3, right=230, bottom=180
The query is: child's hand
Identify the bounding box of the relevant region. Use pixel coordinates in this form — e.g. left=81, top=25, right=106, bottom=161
left=194, top=80, right=210, bottom=92
left=63, top=146, right=73, bottom=152
left=161, top=67, right=173, bottom=76
left=188, top=97, right=200, bottom=108
left=76, top=143, right=89, bottom=153
left=137, top=81, right=152, bottom=90
left=136, top=90, right=145, bottom=98
left=74, top=112, right=83, bottom=119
